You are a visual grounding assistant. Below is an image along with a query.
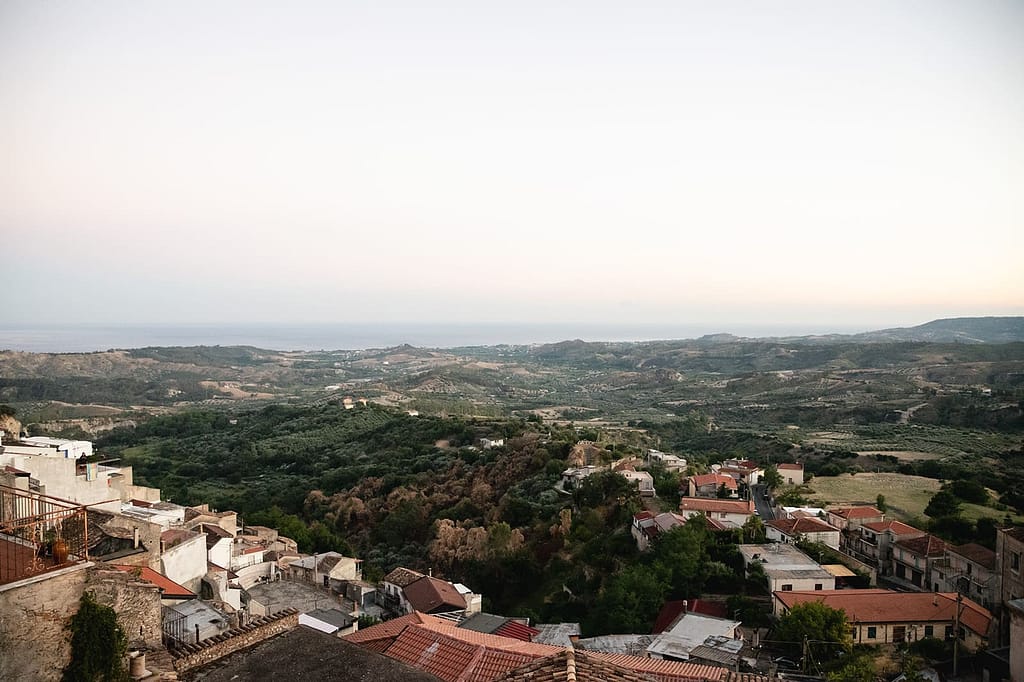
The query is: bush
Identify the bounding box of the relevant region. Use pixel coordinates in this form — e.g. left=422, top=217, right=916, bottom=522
left=63, top=592, right=128, bottom=682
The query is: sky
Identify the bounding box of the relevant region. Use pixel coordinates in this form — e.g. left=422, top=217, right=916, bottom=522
left=2, top=0, right=1022, bottom=333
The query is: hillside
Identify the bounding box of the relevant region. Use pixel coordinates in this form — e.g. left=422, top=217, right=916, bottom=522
left=851, top=316, right=1024, bottom=344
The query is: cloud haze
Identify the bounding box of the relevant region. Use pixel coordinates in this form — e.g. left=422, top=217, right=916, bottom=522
left=2, top=1, right=1022, bottom=329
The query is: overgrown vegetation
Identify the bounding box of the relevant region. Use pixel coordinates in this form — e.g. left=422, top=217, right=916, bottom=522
left=62, top=592, right=128, bottom=682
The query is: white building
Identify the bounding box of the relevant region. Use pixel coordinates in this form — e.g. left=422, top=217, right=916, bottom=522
left=739, top=543, right=835, bottom=594
left=647, top=612, right=741, bottom=660
left=765, top=517, right=841, bottom=549
left=619, top=470, right=655, bottom=496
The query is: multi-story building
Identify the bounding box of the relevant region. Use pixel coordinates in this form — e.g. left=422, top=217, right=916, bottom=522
left=846, top=519, right=925, bottom=575
left=936, top=543, right=997, bottom=611
left=995, top=526, right=1024, bottom=644
left=892, top=534, right=946, bottom=592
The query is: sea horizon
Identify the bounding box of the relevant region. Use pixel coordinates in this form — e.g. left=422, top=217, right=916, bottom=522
left=0, top=321, right=877, bottom=354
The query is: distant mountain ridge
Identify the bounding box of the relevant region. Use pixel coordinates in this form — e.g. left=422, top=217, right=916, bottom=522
left=848, top=316, right=1024, bottom=344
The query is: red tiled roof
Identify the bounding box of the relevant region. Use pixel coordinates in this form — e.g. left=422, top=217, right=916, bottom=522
left=404, top=576, right=467, bottom=614
left=766, top=517, right=838, bottom=536
left=690, top=473, right=737, bottom=489
left=777, top=463, right=803, bottom=470
left=895, top=534, right=946, bottom=558
left=949, top=543, right=996, bottom=570
left=773, top=589, right=992, bottom=638
left=345, top=612, right=442, bottom=646
left=380, top=620, right=562, bottom=682
left=498, top=648, right=735, bottom=682
left=830, top=506, right=883, bottom=520
left=679, top=498, right=753, bottom=514
left=634, top=511, right=655, bottom=522
left=588, top=651, right=729, bottom=681
left=114, top=565, right=194, bottom=599
left=861, top=520, right=922, bottom=535
left=494, top=620, right=541, bottom=642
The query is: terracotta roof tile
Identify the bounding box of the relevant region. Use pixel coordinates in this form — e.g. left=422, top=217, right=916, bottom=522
left=588, top=651, right=730, bottom=681
left=344, top=612, right=441, bottom=645
left=895, top=534, right=946, bottom=557
left=948, top=543, right=996, bottom=570
left=404, top=576, right=467, bottom=614
left=690, top=474, right=737, bottom=490
left=777, top=463, right=803, bottom=471
left=830, top=507, right=883, bottom=520
left=766, top=517, right=838, bottom=535
left=861, top=520, right=922, bottom=535
left=113, top=565, right=194, bottom=599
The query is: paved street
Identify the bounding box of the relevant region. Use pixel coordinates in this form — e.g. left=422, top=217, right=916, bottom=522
left=751, top=484, right=776, bottom=521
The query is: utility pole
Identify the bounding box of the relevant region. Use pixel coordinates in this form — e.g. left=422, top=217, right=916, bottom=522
left=802, top=636, right=809, bottom=673
left=953, top=591, right=962, bottom=677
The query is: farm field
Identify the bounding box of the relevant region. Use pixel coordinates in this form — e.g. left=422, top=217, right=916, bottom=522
left=804, top=473, right=1024, bottom=525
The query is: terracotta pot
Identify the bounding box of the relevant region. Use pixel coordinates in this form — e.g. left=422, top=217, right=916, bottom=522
left=52, top=538, right=69, bottom=564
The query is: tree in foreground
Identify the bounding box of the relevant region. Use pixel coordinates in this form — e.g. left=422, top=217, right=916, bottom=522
left=63, top=592, right=128, bottom=682
left=775, top=601, right=852, bottom=664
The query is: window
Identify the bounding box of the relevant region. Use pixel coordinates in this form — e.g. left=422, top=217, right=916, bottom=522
left=815, top=584, right=823, bottom=590
left=867, top=626, right=877, bottom=639
left=1012, top=552, right=1021, bottom=573
left=924, top=625, right=934, bottom=637
left=782, top=584, right=793, bottom=591
left=945, top=626, right=954, bottom=640
left=967, top=563, right=973, bottom=576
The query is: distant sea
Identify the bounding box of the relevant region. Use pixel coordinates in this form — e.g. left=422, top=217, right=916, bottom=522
left=0, top=323, right=870, bottom=354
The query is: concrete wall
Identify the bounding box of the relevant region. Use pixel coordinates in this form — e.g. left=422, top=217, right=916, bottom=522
left=170, top=609, right=298, bottom=673
left=1008, top=600, right=1024, bottom=682
left=93, top=511, right=163, bottom=569
left=162, top=533, right=208, bottom=592
left=236, top=562, right=277, bottom=590
left=208, top=537, right=232, bottom=570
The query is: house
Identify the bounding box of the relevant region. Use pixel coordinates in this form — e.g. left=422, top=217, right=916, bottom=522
left=0, top=436, right=161, bottom=511
left=996, top=526, right=1024, bottom=644
left=380, top=567, right=426, bottom=614
left=631, top=511, right=687, bottom=552
left=480, top=438, right=505, bottom=449
left=686, top=473, right=737, bottom=498
left=560, top=466, right=603, bottom=490
left=203, top=523, right=234, bottom=569
left=938, top=543, right=997, bottom=611
left=679, top=497, right=755, bottom=529
left=847, top=520, right=925, bottom=575
left=619, top=469, right=655, bottom=496
left=772, top=589, right=994, bottom=652
left=780, top=506, right=827, bottom=520
left=891, top=534, right=946, bottom=592
left=777, top=463, right=804, bottom=485
left=825, top=506, right=884, bottom=532
left=740, top=543, right=835, bottom=594
left=765, top=517, right=841, bottom=549
left=648, top=449, right=687, bottom=472
left=160, top=528, right=209, bottom=593
left=299, top=607, right=358, bottom=636
left=716, top=459, right=763, bottom=486
left=646, top=611, right=741, bottom=660
left=286, top=551, right=362, bottom=589
left=403, top=575, right=468, bottom=617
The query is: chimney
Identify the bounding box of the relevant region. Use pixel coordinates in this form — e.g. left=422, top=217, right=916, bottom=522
left=133, top=527, right=140, bottom=549
left=682, top=600, right=688, bottom=613
left=428, top=567, right=433, bottom=577
left=568, top=634, right=579, bottom=648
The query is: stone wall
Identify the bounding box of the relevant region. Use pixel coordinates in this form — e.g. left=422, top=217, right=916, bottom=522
left=87, top=565, right=164, bottom=648
left=0, top=562, right=165, bottom=682
left=0, top=564, right=91, bottom=682
left=170, top=608, right=299, bottom=673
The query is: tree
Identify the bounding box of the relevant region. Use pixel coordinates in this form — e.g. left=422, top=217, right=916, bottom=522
left=63, top=592, right=128, bottom=682
left=742, top=515, right=766, bottom=543
left=763, top=464, right=783, bottom=489
left=775, top=601, right=851, bottom=656
left=924, top=490, right=961, bottom=519
left=875, top=494, right=887, bottom=513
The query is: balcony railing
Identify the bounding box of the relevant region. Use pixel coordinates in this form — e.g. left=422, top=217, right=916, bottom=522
left=0, top=485, right=89, bottom=586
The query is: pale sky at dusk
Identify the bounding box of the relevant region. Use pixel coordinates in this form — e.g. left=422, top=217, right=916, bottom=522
left=2, top=1, right=1022, bottom=332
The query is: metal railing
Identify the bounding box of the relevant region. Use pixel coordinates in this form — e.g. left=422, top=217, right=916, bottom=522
left=0, top=485, right=89, bottom=586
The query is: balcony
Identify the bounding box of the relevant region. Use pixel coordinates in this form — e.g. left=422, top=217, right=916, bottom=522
left=0, top=485, right=89, bottom=586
